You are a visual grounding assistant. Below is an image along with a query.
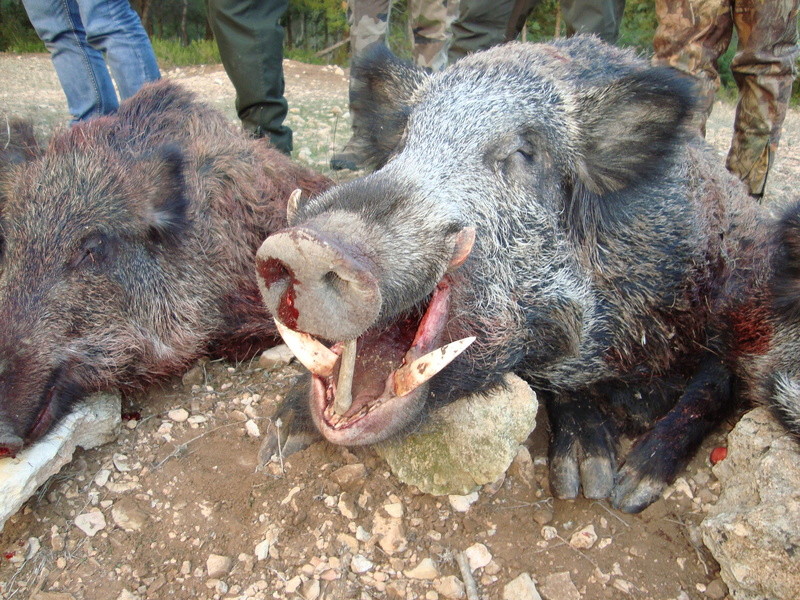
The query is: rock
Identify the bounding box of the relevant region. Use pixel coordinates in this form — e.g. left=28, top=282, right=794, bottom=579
left=330, top=463, right=367, bottom=489
left=301, top=579, right=320, bottom=600
left=448, top=492, right=479, bottom=513
left=384, top=502, right=403, bottom=518
left=464, top=543, right=492, bottom=571
left=206, top=554, right=233, bottom=578
left=508, top=446, right=536, bottom=486
left=0, top=391, right=121, bottom=531
left=245, top=420, right=261, bottom=438
left=26, top=536, right=41, bottom=559
left=539, top=571, right=580, bottom=600
left=434, top=575, right=466, bottom=599
left=373, top=512, right=407, bottom=555
left=376, top=374, right=538, bottom=495
left=705, top=578, right=728, bottom=600
left=111, top=499, right=148, bottom=532
left=701, top=408, right=800, bottom=600
left=74, top=510, right=106, bottom=536
left=115, top=591, right=138, bottom=600
left=31, top=593, right=77, bottom=600
left=257, top=344, right=295, bottom=369
left=503, top=573, right=542, bottom=600
left=351, top=554, right=374, bottom=573
left=404, top=558, right=439, bottom=580
left=569, top=524, right=597, bottom=549
left=167, top=408, right=189, bottom=422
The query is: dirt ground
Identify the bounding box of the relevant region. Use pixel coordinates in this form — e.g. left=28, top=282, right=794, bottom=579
left=0, top=53, right=799, bottom=600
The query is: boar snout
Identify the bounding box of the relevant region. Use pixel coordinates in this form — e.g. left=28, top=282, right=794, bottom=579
left=256, top=227, right=382, bottom=341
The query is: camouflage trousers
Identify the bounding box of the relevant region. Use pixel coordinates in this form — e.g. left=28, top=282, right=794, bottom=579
left=348, top=0, right=459, bottom=71
left=653, top=0, right=800, bottom=197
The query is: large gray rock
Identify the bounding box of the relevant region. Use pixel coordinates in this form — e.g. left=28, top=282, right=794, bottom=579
left=701, top=407, right=800, bottom=600
left=0, top=392, right=121, bottom=531
left=376, top=374, right=538, bottom=495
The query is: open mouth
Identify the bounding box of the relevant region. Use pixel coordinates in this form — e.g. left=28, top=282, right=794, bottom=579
left=274, top=279, right=475, bottom=445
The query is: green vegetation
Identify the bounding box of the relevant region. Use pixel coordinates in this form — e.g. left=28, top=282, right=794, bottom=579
left=1, top=0, right=797, bottom=102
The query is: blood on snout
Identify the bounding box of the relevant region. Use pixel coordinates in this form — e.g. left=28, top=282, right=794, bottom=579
left=257, top=257, right=300, bottom=329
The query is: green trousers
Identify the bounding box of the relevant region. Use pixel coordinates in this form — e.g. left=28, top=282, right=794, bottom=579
left=206, top=0, right=293, bottom=154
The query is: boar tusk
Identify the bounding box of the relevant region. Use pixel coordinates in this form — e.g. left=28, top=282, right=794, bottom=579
left=286, top=188, right=302, bottom=223
left=334, top=338, right=358, bottom=415
left=393, top=336, right=476, bottom=397
left=274, top=318, right=338, bottom=377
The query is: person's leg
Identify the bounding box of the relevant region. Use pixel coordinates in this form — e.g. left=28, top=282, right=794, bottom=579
left=78, top=0, right=160, bottom=100
left=725, top=0, right=800, bottom=199
left=447, top=0, right=516, bottom=63
left=561, top=0, right=626, bottom=44
left=207, top=0, right=292, bottom=153
left=409, top=0, right=456, bottom=71
left=21, top=0, right=118, bottom=122
left=331, top=0, right=392, bottom=169
left=651, top=0, right=733, bottom=136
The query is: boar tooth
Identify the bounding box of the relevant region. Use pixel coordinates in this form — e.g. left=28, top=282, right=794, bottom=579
left=286, top=188, right=302, bottom=223
left=334, top=338, right=357, bottom=415
left=273, top=319, right=338, bottom=377
left=393, top=337, right=476, bottom=397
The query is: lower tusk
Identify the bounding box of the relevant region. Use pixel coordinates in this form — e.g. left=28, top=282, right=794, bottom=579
left=334, top=339, right=357, bottom=415
left=393, top=336, right=476, bottom=398
left=274, top=319, right=338, bottom=377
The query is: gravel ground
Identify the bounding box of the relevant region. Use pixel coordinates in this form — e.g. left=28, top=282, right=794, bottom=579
left=0, top=52, right=798, bottom=600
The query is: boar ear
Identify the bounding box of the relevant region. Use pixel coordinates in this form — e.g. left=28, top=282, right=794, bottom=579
left=573, top=67, right=696, bottom=195
left=349, top=44, right=430, bottom=170
left=138, top=145, right=190, bottom=244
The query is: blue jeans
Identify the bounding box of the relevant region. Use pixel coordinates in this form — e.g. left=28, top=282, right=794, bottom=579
left=22, top=0, right=161, bottom=123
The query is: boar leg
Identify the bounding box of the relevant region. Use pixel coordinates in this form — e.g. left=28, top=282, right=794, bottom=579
left=546, top=392, right=618, bottom=500
left=612, top=354, right=733, bottom=513
left=258, top=375, right=321, bottom=467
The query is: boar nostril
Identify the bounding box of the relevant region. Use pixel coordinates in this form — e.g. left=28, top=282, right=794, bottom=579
left=323, top=270, right=347, bottom=294
left=258, top=257, right=292, bottom=291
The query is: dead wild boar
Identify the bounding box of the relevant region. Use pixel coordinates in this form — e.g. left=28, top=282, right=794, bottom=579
left=256, top=37, right=777, bottom=513
left=0, top=80, right=330, bottom=457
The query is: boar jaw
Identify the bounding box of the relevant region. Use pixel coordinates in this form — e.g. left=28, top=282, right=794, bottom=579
left=274, top=279, right=472, bottom=445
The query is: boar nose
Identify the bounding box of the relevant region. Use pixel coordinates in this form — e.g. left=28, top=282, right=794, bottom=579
left=256, top=227, right=382, bottom=341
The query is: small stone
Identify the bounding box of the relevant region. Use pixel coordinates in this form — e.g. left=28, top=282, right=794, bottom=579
left=384, top=502, right=403, bottom=518
left=508, top=446, right=536, bottom=485
left=94, top=469, right=111, bottom=487
left=206, top=554, right=233, bottom=578
left=182, top=365, right=205, bottom=387
left=55, top=557, right=67, bottom=569
left=448, top=492, right=479, bottom=512
left=168, top=408, right=189, bottom=423
left=285, top=576, right=302, bottom=593
left=26, top=536, right=41, bottom=559
left=434, top=575, right=466, bottom=599
left=116, top=591, right=139, bottom=600
left=258, top=344, right=295, bottom=369
left=74, top=510, right=106, bottom=536
left=464, top=543, right=492, bottom=571
left=254, top=539, right=271, bottom=560
left=503, top=573, right=542, bottom=600
left=539, top=571, right=580, bottom=600
left=351, top=554, right=374, bottom=573
left=245, top=419, right=261, bottom=438
left=330, top=463, right=367, bottom=489
left=373, top=513, right=407, bottom=555
left=541, top=526, right=558, bottom=541
left=404, top=558, right=439, bottom=580
left=338, top=493, right=359, bottom=519
left=111, top=500, right=147, bottom=532
left=569, top=524, right=597, bottom=549
left=112, top=453, right=131, bottom=472
left=301, top=579, right=320, bottom=600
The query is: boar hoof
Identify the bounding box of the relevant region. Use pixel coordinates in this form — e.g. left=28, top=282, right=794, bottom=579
left=549, top=447, right=616, bottom=500
left=611, top=466, right=666, bottom=514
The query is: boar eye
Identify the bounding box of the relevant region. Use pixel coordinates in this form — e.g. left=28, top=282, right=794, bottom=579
left=70, top=233, right=110, bottom=270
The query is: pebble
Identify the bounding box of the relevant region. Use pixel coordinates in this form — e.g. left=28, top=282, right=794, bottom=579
left=94, top=469, right=111, bottom=487
left=434, top=575, right=466, bottom=599
left=74, top=510, right=107, bottom=536
left=111, top=500, right=147, bottom=532
left=258, top=344, right=295, bottom=369
left=404, top=558, right=439, bottom=580
left=301, top=579, right=320, bottom=600
left=448, top=492, right=479, bottom=512
left=384, top=502, right=404, bottom=518
left=541, top=526, right=558, bottom=541
left=167, top=408, right=189, bottom=422
left=245, top=419, right=261, bottom=438
left=112, top=453, right=131, bottom=472
left=464, top=543, right=492, bottom=571
left=705, top=578, right=728, bottom=599
left=206, top=554, right=233, bottom=578
left=503, top=573, right=542, bottom=600
left=285, top=577, right=302, bottom=593
left=373, top=513, right=407, bottom=555
left=351, top=554, right=374, bottom=573
left=254, top=539, right=271, bottom=561
left=539, top=571, right=580, bottom=600
left=569, top=524, right=598, bottom=549
left=26, top=537, right=41, bottom=559
left=330, top=463, right=367, bottom=489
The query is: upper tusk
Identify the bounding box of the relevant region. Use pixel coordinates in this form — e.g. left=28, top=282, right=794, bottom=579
left=286, top=188, right=302, bottom=223
left=334, top=339, right=357, bottom=415
left=274, top=318, right=338, bottom=377
left=392, top=336, right=476, bottom=398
